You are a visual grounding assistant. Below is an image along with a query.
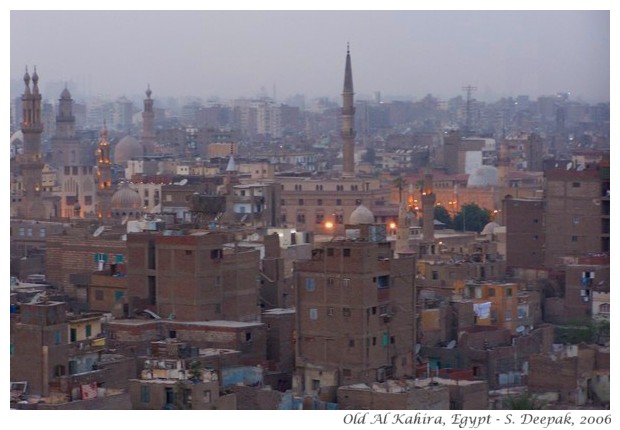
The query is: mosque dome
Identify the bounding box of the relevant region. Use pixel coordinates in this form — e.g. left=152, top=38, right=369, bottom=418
left=111, top=182, right=142, bottom=215
left=467, top=165, right=498, bottom=187
left=10, top=130, right=24, bottom=146
left=349, top=204, right=375, bottom=225
left=114, top=135, right=143, bottom=166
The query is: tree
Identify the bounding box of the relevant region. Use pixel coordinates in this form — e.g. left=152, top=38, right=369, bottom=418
left=434, top=205, right=452, bottom=229
left=453, top=203, right=490, bottom=232
left=503, top=391, right=546, bottom=410
left=392, top=176, right=408, bottom=203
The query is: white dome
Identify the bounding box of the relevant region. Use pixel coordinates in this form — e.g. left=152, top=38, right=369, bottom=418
left=481, top=221, right=500, bottom=235
left=349, top=204, right=374, bottom=225
left=467, top=165, right=498, bottom=187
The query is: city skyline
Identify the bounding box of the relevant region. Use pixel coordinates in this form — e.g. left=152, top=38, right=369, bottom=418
left=10, top=9, right=611, bottom=104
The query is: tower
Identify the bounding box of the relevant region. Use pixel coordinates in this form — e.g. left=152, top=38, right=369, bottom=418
left=141, top=85, right=156, bottom=155
left=341, top=44, right=356, bottom=177
left=18, top=67, right=46, bottom=219
left=95, top=123, right=113, bottom=219
left=395, top=197, right=412, bottom=256
left=51, top=85, right=95, bottom=218
left=421, top=171, right=436, bottom=242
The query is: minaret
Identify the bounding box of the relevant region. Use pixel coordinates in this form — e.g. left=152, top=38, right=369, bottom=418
left=141, top=84, right=156, bottom=155
left=497, top=141, right=509, bottom=188
left=421, top=171, right=436, bottom=242
left=18, top=66, right=46, bottom=219
left=341, top=44, right=356, bottom=177
left=95, top=122, right=113, bottom=219
left=395, top=197, right=411, bottom=256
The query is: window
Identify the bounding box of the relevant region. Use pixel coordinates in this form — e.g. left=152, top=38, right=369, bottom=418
left=342, top=368, right=352, bottom=377
left=140, top=385, right=150, bottom=403
left=327, top=307, right=335, bottom=316
left=343, top=307, right=351, bottom=317
left=309, top=308, right=318, bottom=320
left=372, top=337, right=377, bottom=346
left=296, top=213, right=305, bottom=223
left=599, top=303, right=610, bottom=314
left=281, top=199, right=285, bottom=206
left=317, top=199, right=323, bottom=206
left=85, top=324, right=92, bottom=338
left=343, top=278, right=350, bottom=287
left=95, top=290, right=104, bottom=301
left=305, top=277, right=316, bottom=292
left=185, top=250, right=193, bottom=256
left=343, top=248, right=351, bottom=257
left=488, top=288, right=496, bottom=297
left=39, top=228, right=46, bottom=238
left=245, top=332, right=252, bottom=342
left=203, top=390, right=212, bottom=403
left=27, top=228, right=32, bottom=237
left=327, top=277, right=334, bottom=287
left=327, top=248, right=334, bottom=257
left=431, top=271, right=439, bottom=280
left=390, top=336, right=395, bottom=344
left=505, top=309, right=512, bottom=321
left=336, top=199, right=342, bottom=206
left=298, top=199, right=304, bottom=206
left=19, top=227, right=24, bottom=236
left=572, top=236, right=578, bottom=242
left=53, top=330, right=62, bottom=345
left=211, top=249, right=223, bottom=259
left=315, top=213, right=324, bottom=224
left=312, top=379, right=320, bottom=390
left=348, top=339, right=355, bottom=348
left=507, top=288, right=513, bottom=297
left=572, top=182, right=581, bottom=188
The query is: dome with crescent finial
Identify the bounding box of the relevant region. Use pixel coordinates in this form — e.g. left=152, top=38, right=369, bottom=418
left=349, top=204, right=375, bottom=225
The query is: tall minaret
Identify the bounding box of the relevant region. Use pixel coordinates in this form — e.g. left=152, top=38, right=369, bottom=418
left=18, top=66, right=46, bottom=219
left=341, top=44, right=356, bottom=177
left=141, top=84, right=156, bottom=155
left=396, top=197, right=411, bottom=256
left=421, top=171, right=436, bottom=242
left=95, top=122, right=113, bottom=219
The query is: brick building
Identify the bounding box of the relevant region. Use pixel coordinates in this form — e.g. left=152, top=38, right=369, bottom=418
left=543, top=160, right=610, bottom=267
left=293, top=228, right=417, bottom=395
left=126, top=231, right=261, bottom=322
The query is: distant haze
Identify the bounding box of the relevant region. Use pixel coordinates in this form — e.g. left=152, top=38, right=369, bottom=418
left=10, top=10, right=610, bottom=103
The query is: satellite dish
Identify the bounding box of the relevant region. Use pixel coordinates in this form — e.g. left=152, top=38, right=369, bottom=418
left=516, top=325, right=525, bottom=334
left=177, top=178, right=188, bottom=186
left=93, top=226, right=105, bottom=237
left=446, top=340, right=456, bottom=349
left=565, top=162, right=573, bottom=170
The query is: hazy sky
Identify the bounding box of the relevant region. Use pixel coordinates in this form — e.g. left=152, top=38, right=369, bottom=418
left=9, top=8, right=612, bottom=103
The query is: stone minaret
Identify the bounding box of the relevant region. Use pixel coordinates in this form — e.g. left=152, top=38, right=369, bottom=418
left=396, top=198, right=411, bottom=256
left=95, top=123, right=113, bottom=219
left=421, top=172, right=436, bottom=242
left=141, top=85, right=156, bottom=155
left=341, top=44, right=356, bottom=177
left=497, top=141, right=509, bottom=188
left=18, top=67, right=46, bottom=219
